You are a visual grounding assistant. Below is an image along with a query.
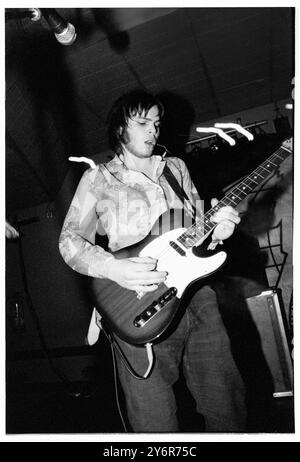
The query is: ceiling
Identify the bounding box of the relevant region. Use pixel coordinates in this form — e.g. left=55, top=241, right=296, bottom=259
left=5, top=7, right=294, bottom=213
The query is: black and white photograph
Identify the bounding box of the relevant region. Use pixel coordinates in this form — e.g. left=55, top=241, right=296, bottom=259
left=4, top=4, right=296, bottom=442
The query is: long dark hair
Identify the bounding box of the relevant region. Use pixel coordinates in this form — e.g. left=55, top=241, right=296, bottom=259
left=107, top=89, right=164, bottom=155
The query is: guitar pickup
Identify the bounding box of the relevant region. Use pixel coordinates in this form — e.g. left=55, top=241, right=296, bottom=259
left=169, top=240, right=186, bottom=256
left=133, top=287, right=177, bottom=328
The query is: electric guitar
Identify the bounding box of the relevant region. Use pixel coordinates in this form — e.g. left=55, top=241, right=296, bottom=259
left=92, top=138, right=293, bottom=345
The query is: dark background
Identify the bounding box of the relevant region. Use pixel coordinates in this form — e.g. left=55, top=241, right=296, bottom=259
left=5, top=7, right=294, bottom=435
left=6, top=7, right=294, bottom=212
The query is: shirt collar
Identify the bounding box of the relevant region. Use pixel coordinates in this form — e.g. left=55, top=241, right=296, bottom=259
left=107, top=153, right=166, bottom=181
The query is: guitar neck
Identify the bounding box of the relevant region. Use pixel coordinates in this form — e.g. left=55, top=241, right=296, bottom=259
left=177, top=142, right=292, bottom=249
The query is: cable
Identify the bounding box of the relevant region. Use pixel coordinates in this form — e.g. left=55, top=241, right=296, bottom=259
left=266, top=227, right=281, bottom=275
left=288, top=291, right=293, bottom=356
left=99, top=322, right=155, bottom=431
left=96, top=324, right=130, bottom=431
left=110, top=342, right=128, bottom=432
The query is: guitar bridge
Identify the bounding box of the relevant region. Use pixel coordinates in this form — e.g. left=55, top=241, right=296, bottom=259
left=133, top=287, right=177, bottom=328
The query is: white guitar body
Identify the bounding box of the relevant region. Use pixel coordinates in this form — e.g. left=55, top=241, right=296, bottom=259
left=139, top=228, right=227, bottom=298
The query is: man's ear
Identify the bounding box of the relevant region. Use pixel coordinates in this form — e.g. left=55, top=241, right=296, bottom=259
left=119, top=126, right=126, bottom=143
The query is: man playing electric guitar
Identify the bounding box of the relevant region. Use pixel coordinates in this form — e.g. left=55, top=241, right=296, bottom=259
left=59, top=89, right=247, bottom=432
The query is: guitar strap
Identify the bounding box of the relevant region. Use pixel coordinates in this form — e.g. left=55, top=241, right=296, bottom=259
left=163, top=163, right=197, bottom=219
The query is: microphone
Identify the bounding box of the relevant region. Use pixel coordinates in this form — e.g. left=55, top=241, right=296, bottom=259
left=40, top=8, right=77, bottom=46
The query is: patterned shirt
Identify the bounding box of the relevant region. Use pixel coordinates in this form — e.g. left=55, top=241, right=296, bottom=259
left=59, top=154, right=202, bottom=278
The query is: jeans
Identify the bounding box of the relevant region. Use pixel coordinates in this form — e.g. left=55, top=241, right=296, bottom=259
left=115, top=285, right=246, bottom=432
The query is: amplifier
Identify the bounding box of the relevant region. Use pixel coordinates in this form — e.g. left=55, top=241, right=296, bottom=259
left=246, top=288, right=293, bottom=398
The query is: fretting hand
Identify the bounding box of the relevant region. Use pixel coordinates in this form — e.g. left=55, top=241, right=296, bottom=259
left=208, top=198, right=240, bottom=249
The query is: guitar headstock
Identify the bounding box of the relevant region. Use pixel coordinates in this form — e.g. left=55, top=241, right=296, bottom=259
left=282, top=137, right=293, bottom=152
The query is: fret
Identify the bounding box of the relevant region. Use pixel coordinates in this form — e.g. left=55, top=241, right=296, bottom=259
left=231, top=187, right=248, bottom=198
left=267, top=160, right=278, bottom=168
left=178, top=236, right=197, bottom=247
left=255, top=170, right=270, bottom=182
left=236, top=185, right=251, bottom=195
left=233, top=182, right=253, bottom=195
left=221, top=193, right=242, bottom=207
left=202, top=220, right=214, bottom=235
left=246, top=176, right=259, bottom=186
left=273, top=152, right=285, bottom=162
left=258, top=164, right=272, bottom=175
left=222, top=194, right=243, bottom=206
left=178, top=220, right=206, bottom=247
left=188, top=229, right=202, bottom=241
left=263, top=160, right=277, bottom=170
left=281, top=145, right=292, bottom=153
left=177, top=140, right=292, bottom=249
left=254, top=171, right=265, bottom=179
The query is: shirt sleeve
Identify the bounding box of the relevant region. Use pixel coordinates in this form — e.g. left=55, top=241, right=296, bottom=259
left=58, top=167, right=114, bottom=278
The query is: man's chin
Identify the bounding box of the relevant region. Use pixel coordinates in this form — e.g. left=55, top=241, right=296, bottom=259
left=124, top=144, right=155, bottom=158
left=140, top=147, right=155, bottom=157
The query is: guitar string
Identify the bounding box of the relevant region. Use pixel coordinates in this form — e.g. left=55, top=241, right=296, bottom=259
left=148, top=144, right=291, bottom=263
left=176, top=146, right=290, bottom=248
left=146, top=166, right=274, bottom=264
left=149, top=146, right=290, bottom=262
left=174, top=148, right=285, bottom=249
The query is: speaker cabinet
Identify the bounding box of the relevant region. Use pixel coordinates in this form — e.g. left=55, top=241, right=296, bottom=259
left=246, top=288, right=293, bottom=397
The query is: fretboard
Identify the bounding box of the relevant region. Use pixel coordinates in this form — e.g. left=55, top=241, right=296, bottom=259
left=177, top=141, right=292, bottom=249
